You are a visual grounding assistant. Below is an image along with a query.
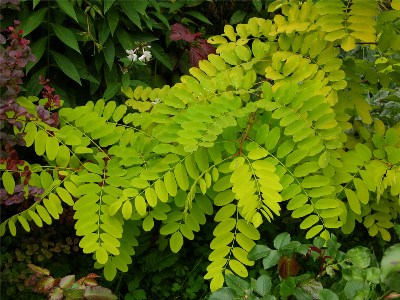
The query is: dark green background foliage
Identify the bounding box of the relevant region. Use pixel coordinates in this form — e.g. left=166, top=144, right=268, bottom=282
left=1, top=0, right=400, bottom=299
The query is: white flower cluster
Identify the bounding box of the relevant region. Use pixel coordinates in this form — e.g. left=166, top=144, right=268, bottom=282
left=126, top=45, right=152, bottom=62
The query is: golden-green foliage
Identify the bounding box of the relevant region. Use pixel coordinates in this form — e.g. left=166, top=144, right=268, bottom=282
left=1, top=0, right=400, bottom=291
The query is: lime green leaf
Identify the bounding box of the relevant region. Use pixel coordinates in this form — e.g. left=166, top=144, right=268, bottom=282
left=164, top=171, right=177, bottom=197
left=52, top=24, right=80, bottom=53
left=23, top=122, right=37, bottom=146
left=135, top=195, right=147, bottom=216
left=18, top=216, right=30, bottom=232
left=56, top=145, right=70, bottom=168
left=341, top=35, right=356, bottom=51
left=45, top=136, right=59, bottom=161
left=292, top=204, right=314, bottom=218
left=2, top=171, right=15, bottom=194
left=301, top=176, right=331, bottom=188
left=36, top=205, right=52, bottom=225
left=155, top=180, right=168, bottom=202
left=122, top=201, right=132, bottom=220
left=96, top=247, right=109, bottom=264
left=142, top=215, right=154, bottom=231
left=229, top=259, right=248, bottom=277
left=306, top=225, right=324, bottom=239
left=51, top=51, right=81, bottom=85
left=21, top=8, right=47, bottom=36
left=170, top=231, right=184, bottom=253
left=300, top=214, right=319, bottom=229
left=355, top=143, right=372, bottom=162
left=174, top=164, right=189, bottom=191
left=8, top=219, right=16, bottom=236
left=345, top=188, right=361, bottom=215
left=56, top=187, right=74, bottom=206
left=28, top=210, right=43, bottom=227
left=35, top=130, right=48, bottom=156
left=145, top=187, right=157, bottom=207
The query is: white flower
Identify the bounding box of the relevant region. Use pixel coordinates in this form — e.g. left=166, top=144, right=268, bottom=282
left=126, top=49, right=138, bottom=62
left=151, top=98, right=160, bottom=105
left=139, top=50, right=152, bottom=62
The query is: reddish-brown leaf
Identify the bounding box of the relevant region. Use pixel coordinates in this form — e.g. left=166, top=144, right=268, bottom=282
left=170, top=23, right=201, bottom=43
left=278, top=255, right=300, bottom=279
left=189, top=39, right=216, bottom=67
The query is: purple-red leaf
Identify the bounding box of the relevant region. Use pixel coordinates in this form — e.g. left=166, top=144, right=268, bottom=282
left=189, top=39, right=216, bottom=67
left=170, top=23, right=201, bottom=43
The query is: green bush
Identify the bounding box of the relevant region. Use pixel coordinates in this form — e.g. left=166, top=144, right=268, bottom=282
left=1, top=0, right=400, bottom=297
left=210, top=233, right=400, bottom=299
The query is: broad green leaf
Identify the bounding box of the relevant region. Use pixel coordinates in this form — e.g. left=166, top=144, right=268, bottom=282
left=103, top=83, right=121, bottom=100
left=287, top=194, right=308, bottom=210
left=230, top=10, right=246, bottom=25
left=255, top=275, right=272, bottom=296
left=52, top=24, right=80, bottom=53
left=2, top=171, right=15, bottom=194
left=185, top=11, right=213, bottom=25
left=381, top=244, right=400, bottom=280
left=150, top=43, right=173, bottom=71
left=170, top=231, right=184, bottom=253
left=319, top=289, right=339, bottom=300
left=262, top=249, right=280, bottom=269
left=21, top=8, right=47, bottom=36
left=248, top=245, right=271, bottom=260
left=355, top=143, right=372, bottom=162
left=56, top=0, right=78, bottom=22
left=104, top=0, right=116, bottom=13
left=301, top=176, right=330, bottom=188
left=26, top=37, right=47, bottom=74
left=51, top=51, right=82, bottom=85
left=273, top=232, right=290, bottom=250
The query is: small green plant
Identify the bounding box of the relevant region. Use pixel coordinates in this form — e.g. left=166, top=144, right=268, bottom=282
left=210, top=233, right=400, bottom=299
